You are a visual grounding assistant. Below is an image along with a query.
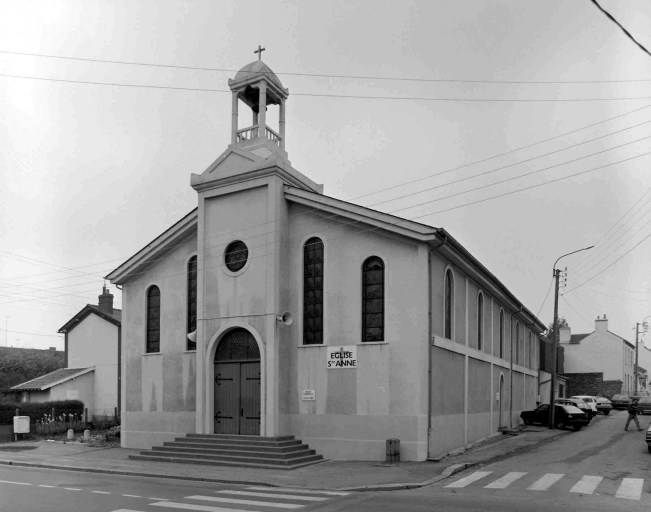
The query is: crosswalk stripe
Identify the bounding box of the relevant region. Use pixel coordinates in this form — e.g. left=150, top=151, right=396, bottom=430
left=570, top=475, right=603, bottom=494
left=0, top=480, right=31, bottom=486
left=484, top=472, right=528, bottom=489
left=445, top=471, right=493, bottom=488
left=527, top=474, right=565, bottom=491
left=185, top=495, right=303, bottom=509
left=246, top=486, right=350, bottom=496
left=615, top=478, right=644, bottom=500
left=151, top=502, right=259, bottom=512
left=217, top=490, right=327, bottom=501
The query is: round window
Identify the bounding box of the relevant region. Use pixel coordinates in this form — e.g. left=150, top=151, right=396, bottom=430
left=224, top=241, right=248, bottom=272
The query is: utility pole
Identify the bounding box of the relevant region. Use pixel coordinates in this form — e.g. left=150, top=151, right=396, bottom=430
left=549, top=268, right=561, bottom=429
left=548, top=245, right=594, bottom=430
left=635, top=323, right=640, bottom=395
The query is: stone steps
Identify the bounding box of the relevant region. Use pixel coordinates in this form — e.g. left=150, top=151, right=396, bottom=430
left=130, top=433, right=324, bottom=470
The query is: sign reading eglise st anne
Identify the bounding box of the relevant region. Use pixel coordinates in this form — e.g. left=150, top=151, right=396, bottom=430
left=327, top=346, right=357, bottom=369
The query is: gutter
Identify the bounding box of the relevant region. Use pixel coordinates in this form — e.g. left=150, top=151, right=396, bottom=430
left=427, top=234, right=448, bottom=442
left=509, top=306, right=523, bottom=428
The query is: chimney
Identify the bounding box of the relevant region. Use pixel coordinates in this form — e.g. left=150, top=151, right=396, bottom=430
left=98, top=285, right=114, bottom=315
left=595, top=314, right=608, bottom=333
left=559, top=326, right=571, bottom=343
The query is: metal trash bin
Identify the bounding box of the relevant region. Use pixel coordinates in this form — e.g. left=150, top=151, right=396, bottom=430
left=386, top=438, right=400, bottom=463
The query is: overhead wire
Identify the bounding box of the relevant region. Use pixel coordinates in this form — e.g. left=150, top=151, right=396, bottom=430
left=3, top=104, right=650, bottom=289
left=1, top=48, right=649, bottom=84
left=0, top=72, right=650, bottom=102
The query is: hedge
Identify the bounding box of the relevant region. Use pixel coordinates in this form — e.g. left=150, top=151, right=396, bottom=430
left=0, top=400, right=85, bottom=425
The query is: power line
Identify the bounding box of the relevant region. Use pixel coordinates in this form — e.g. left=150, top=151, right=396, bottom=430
left=565, top=230, right=651, bottom=294
left=4, top=329, right=63, bottom=338
left=1, top=72, right=651, bottom=102
left=562, top=295, right=599, bottom=330
left=567, top=185, right=651, bottom=271
left=2, top=48, right=649, bottom=84
left=590, top=0, right=651, bottom=59
left=4, top=105, right=650, bottom=290
left=536, top=276, right=555, bottom=318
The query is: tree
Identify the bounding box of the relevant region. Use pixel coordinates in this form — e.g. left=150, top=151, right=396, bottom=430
left=546, top=316, right=569, bottom=339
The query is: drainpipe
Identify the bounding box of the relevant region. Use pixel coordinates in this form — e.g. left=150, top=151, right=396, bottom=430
left=427, top=234, right=448, bottom=438
left=509, top=306, right=522, bottom=428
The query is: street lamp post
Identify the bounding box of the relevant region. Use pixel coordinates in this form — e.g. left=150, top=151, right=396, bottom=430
left=549, top=245, right=594, bottom=429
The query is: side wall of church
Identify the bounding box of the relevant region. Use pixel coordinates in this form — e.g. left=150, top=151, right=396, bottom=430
left=428, top=251, right=539, bottom=458
left=120, top=233, right=198, bottom=449
left=282, top=204, right=430, bottom=461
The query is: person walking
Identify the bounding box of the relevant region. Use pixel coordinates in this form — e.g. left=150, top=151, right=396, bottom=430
left=625, top=398, right=643, bottom=431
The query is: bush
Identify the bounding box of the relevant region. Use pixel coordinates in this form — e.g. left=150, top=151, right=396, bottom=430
left=91, top=413, right=120, bottom=430
left=34, top=411, right=86, bottom=436
left=0, top=400, right=84, bottom=426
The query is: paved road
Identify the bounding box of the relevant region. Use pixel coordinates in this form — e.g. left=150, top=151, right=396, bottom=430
left=0, top=465, right=352, bottom=511
left=323, top=409, right=651, bottom=512
left=2, top=410, right=648, bottom=511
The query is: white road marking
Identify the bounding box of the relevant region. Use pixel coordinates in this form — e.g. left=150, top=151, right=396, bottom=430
left=445, top=471, right=493, bottom=488
left=484, top=472, right=528, bottom=489
left=217, top=490, right=328, bottom=501
left=149, top=497, right=169, bottom=500
left=185, top=495, right=303, bottom=509
left=64, top=488, right=82, bottom=491
left=151, top=502, right=261, bottom=511
left=0, top=480, right=31, bottom=485
left=527, top=474, right=565, bottom=491
left=111, top=510, right=146, bottom=512
left=123, top=494, right=141, bottom=498
left=615, top=478, right=644, bottom=500
left=570, top=475, right=603, bottom=494
left=246, top=486, right=350, bottom=496
left=92, top=490, right=111, bottom=494
left=39, top=485, right=56, bottom=488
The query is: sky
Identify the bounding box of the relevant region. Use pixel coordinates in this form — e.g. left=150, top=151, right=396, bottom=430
left=1, top=0, right=650, bottom=351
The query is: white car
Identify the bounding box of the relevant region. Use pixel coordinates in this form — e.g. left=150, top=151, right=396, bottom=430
left=570, top=396, right=599, bottom=418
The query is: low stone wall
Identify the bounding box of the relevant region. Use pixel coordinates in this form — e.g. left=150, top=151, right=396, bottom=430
left=562, top=372, right=622, bottom=398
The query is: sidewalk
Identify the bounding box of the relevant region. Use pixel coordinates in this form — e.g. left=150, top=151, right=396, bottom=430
left=0, top=426, right=569, bottom=491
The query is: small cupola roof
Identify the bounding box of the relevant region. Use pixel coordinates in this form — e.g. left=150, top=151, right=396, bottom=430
left=233, top=60, right=285, bottom=92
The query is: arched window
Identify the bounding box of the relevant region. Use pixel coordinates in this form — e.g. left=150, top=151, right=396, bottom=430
left=515, top=321, right=520, bottom=365
left=499, top=309, right=505, bottom=359
left=444, top=269, right=454, bottom=340
left=187, top=256, right=197, bottom=351
left=146, top=286, right=161, bottom=353
left=362, top=257, right=384, bottom=342
left=477, top=292, right=484, bottom=351
left=303, top=238, right=324, bottom=345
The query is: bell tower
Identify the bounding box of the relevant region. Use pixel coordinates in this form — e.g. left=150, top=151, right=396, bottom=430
left=228, top=46, right=290, bottom=161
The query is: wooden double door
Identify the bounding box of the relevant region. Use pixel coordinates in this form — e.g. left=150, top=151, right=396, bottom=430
left=214, top=329, right=261, bottom=435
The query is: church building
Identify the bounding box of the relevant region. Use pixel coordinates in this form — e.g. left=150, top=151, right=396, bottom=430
left=107, top=50, right=545, bottom=462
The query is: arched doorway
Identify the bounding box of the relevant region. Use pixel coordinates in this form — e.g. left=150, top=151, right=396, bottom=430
left=214, top=328, right=261, bottom=435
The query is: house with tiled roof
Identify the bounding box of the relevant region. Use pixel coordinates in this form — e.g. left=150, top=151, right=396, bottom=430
left=559, top=314, right=636, bottom=397
left=12, top=286, right=121, bottom=417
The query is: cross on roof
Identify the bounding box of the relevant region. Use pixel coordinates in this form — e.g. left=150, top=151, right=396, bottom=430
left=254, top=45, right=266, bottom=61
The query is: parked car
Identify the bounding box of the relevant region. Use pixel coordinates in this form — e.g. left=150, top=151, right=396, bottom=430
left=646, top=424, right=651, bottom=453
left=556, top=398, right=595, bottom=420
left=611, top=394, right=631, bottom=410
left=521, top=404, right=589, bottom=431
left=594, top=397, right=613, bottom=415
left=570, top=396, right=600, bottom=417
left=636, top=396, right=651, bottom=415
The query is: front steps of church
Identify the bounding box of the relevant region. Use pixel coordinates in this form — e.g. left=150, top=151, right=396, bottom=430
left=130, top=434, right=324, bottom=470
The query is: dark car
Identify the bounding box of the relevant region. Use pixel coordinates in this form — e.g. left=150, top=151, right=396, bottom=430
left=636, top=396, right=651, bottom=415
left=611, top=394, right=631, bottom=410
left=595, top=397, right=613, bottom=415
left=521, top=404, right=589, bottom=431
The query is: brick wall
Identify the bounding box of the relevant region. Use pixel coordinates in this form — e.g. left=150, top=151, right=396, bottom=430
left=562, top=372, right=622, bottom=398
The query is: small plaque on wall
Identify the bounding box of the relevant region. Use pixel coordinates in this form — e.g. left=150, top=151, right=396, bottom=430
left=302, top=390, right=316, bottom=401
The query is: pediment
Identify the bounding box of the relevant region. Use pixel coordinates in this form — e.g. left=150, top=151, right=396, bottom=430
left=202, top=147, right=264, bottom=179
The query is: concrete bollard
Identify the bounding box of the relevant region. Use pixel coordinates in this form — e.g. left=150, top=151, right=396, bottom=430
left=84, top=430, right=90, bottom=442
left=67, top=429, right=74, bottom=441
